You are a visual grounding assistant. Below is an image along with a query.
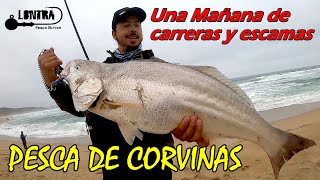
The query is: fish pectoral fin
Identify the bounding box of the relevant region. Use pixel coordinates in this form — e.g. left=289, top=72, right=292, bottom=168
left=102, top=99, right=141, bottom=109
left=118, top=123, right=143, bottom=145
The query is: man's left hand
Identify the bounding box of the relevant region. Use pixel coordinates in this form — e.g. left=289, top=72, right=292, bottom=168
left=172, top=115, right=210, bottom=147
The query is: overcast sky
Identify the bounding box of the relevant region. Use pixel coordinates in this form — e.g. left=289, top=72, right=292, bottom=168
left=0, top=0, right=319, bottom=108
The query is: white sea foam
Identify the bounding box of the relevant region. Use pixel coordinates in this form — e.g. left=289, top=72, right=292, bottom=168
left=0, top=108, right=87, bottom=138
left=237, top=66, right=320, bottom=111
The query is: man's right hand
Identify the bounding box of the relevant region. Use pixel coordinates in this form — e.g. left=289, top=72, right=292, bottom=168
left=38, top=47, right=63, bottom=87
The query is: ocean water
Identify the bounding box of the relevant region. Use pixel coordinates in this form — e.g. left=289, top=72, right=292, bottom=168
left=235, top=65, right=320, bottom=111
left=0, top=108, right=87, bottom=138
left=0, top=65, right=319, bottom=139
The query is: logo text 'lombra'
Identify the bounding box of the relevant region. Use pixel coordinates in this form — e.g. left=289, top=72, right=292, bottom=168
left=18, top=10, right=55, bottom=20
left=5, top=7, right=63, bottom=31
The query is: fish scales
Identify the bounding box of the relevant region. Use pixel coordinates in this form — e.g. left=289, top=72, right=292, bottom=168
left=59, top=59, right=316, bottom=180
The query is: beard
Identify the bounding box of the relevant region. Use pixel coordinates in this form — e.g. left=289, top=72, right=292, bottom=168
left=116, top=40, right=141, bottom=52
left=126, top=43, right=141, bottom=52
left=115, top=33, right=142, bottom=52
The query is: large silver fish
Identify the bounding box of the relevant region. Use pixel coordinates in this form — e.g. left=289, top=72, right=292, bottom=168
left=59, top=59, right=316, bottom=179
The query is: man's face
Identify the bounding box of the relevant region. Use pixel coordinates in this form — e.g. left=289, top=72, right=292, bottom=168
left=112, top=15, right=143, bottom=51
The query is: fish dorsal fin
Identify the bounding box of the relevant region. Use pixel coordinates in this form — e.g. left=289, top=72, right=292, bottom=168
left=185, top=65, right=255, bottom=109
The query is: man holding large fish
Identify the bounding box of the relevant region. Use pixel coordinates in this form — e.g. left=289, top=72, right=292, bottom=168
left=38, top=6, right=316, bottom=180
left=38, top=7, right=208, bottom=179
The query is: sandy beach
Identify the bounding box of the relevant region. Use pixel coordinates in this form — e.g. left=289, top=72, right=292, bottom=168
left=0, top=103, right=319, bottom=180
left=172, top=105, right=320, bottom=180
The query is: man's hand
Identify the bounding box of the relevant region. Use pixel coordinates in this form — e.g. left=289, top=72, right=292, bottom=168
left=38, top=47, right=62, bottom=87
left=172, top=115, right=210, bottom=147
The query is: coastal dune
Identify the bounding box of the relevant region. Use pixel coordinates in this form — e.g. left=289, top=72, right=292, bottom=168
left=0, top=103, right=319, bottom=180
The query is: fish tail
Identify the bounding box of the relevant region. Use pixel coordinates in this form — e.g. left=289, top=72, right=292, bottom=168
left=267, top=130, right=316, bottom=180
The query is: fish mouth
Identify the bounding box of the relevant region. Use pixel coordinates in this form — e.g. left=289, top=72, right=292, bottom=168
left=58, top=61, right=72, bottom=80
left=57, top=74, right=66, bottom=81
left=58, top=72, right=67, bottom=81
left=51, top=75, right=65, bottom=86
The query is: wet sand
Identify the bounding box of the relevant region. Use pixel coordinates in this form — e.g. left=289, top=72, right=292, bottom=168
left=0, top=103, right=319, bottom=180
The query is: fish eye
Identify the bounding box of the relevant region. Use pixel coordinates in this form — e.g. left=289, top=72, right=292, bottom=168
left=75, top=65, right=80, bottom=70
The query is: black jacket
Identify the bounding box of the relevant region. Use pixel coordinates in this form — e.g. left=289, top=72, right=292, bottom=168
left=49, top=49, right=174, bottom=179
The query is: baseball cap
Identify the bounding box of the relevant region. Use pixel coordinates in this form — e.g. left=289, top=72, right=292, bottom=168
left=112, top=7, right=147, bottom=31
